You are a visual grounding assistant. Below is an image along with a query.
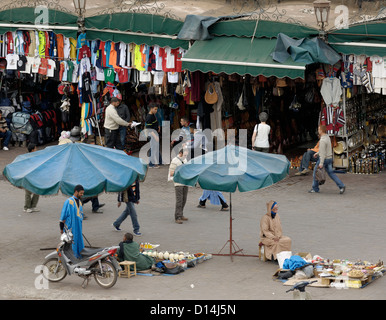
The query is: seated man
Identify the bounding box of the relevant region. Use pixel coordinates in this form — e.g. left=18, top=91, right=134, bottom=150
left=117, top=233, right=155, bottom=271
left=295, top=141, right=319, bottom=176
left=259, top=200, right=291, bottom=261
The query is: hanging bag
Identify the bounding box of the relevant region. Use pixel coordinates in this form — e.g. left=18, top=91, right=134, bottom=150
left=204, top=82, right=218, bottom=104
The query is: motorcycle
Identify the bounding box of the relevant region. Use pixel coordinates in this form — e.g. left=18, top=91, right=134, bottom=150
left=42, top=227, right=120, bottom=289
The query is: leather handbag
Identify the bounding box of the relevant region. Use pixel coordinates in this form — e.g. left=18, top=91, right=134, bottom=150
left=204, top=82, right=218, bottom=104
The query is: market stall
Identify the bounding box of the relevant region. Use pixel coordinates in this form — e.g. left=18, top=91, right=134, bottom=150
left=139, top=242, right=212, bottom=275
left=0, top=7, right=80, bottom=147
left=273, top=252, right=385, bottom=289
left=326, top=17, right=386, bottom=173
left=82, top=12, right=191, bottom=152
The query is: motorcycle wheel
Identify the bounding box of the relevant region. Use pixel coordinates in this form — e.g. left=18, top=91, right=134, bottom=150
left=42, top=258, right=67, bottom=282
left=93, top=260, right=118, bottom=289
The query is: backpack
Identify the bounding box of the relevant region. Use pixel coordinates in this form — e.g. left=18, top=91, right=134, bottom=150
left=21, top=101, right=32, bottom=114
left=30, top=112, right=44, bottom=129
left=10, top=112, right=33, bottom=135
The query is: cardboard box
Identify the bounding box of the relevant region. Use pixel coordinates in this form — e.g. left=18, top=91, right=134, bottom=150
left=296, top=252, right=312, bottom=261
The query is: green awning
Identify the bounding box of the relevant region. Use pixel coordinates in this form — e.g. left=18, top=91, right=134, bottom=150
left=209, top=19, right=319, bottom=39
left=181, top=36, right=306, bottom=79
left=327, top=18, right=386, bottom=56
left=84, top=12, right=189, bottom=49
left=0, top=7, right=78, bottom=38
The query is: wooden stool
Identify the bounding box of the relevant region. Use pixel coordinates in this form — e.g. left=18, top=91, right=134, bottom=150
left=258, top=242, right=267, bottom=262
left=118, top=261, right=137, bottom=278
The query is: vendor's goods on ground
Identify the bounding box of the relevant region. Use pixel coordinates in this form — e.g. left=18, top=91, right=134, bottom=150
left=274, top=252, right=385, bottom=289
left=139, top=243, right=212, bottom=275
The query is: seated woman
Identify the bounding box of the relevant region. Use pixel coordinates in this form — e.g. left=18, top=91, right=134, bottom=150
left=117, top=233, right=155, bottom=271
left=259, top=200, right=291, bottom=261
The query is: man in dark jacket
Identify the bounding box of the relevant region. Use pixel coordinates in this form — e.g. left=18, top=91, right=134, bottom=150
left=116, top=98, right=131, bottom=149
left=112, top=179, right=141, bottom=236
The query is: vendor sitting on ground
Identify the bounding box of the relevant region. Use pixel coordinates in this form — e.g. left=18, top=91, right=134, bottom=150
left=117, top=233, right=155, bottom=271
left=259, top=200, right=292, bottom=261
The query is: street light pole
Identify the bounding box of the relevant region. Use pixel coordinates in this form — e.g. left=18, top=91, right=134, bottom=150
left=313, top=0, right=331, bottom=40
left=73, top=0, right=86, bottom=32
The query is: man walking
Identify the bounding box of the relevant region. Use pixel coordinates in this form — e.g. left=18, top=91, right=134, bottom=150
left=59, top=185, right=85, bottom=258
left=309, top=125, right=345, bottom=194
left=104, top=97, right=131, bottom=150
left=24, top=143, right=40, bottom=213
left=112, top=178, right=142, bottom=236
left=169, top=149, right=189, bottom=224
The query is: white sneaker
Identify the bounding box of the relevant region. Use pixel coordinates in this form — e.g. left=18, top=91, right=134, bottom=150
left=31, top=207, right=40, bottom=212
left=23, top=208, right=33, bottom=213
left=3, top=146, right=9, bottom=151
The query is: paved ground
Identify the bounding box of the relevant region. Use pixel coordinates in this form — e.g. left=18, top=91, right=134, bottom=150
left=0, top=143, right=385, bottom=303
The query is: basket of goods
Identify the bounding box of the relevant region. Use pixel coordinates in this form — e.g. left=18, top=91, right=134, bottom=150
left=348, top=270, right=365, bottom=279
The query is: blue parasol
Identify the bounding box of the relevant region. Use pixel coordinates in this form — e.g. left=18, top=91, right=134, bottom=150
left=3, top=143, right=148, bottom=197
left=173, top=145, right=290, bottom=259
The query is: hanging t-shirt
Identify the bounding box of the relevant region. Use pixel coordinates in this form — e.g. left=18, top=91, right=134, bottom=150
left=133, top=44, right=145, bottom=71
left=21, top=56, right=33, bottom=74
left=31, top=57, right=41, bottom=73
left=66, top=60, right=74, bottom=80
left=152, top=70, right=164, bottom=85
left=72, top=62, right=79, bottom=83
left=56, top=34, right=64, bottom=59
left=0, top=34, right=7, bottom=57
left=167, top=71, right=178, bottom=83
left=69, top=38, right=77, bottom=60
left=27, top=31, right=36, bottom=57
left=77, top=45, right=91, bottom=61
left=95, top=66, right=105, bottom=81
left=82, top=71, right=92, bottom=103
left=115, top=68, right=129, bottom=83
left=63, top=37, right=71, bottom=59
left=6, top=32, right=14, bottom=54
left=53, top=60, right=61, bottom=81
left=147, top=46, right=156, bottom=71
left=153, top=45, right=162, bottom=71
left=60, top=61, right=68, bottom=81
left=175, top=48, right=186, bottom=73
left=48, top=31, right=57, bottom=57
left=17, top=55, right=27, bottom=72
left=104, top=68, right=115, bottom=84
left=6, top=53, right=19, bottom=70
left=105, top=41, right=113, bottom=68
left=76, top=33, right=87, bottom=61
left=38, top=31, right=46, bottom=57
left=139, top=70, right=151, bottom=82
left=46, top=59, right=56, bottom=77
left=109, top=43, right=119, bottom=69
left=119, top=42, right=127, bottom=68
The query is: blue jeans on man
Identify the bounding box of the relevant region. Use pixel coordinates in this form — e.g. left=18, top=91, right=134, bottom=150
left=0, top=130, right=12, bottom=148
left=311, top=158, right=345, bottom=193
left=299, top=150, right=318, bottom=172
left=113, top=202, right=140, bottom=234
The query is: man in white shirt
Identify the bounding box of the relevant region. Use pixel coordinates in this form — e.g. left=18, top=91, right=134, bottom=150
left=252, top=112, right=270, bottom=153
left=104, top=97, right=131, bottom=150
left=168, top=148, right=189, bottom=224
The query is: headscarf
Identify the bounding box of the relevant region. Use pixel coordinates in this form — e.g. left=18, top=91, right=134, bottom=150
left=266, top=200, right=278, bottom=219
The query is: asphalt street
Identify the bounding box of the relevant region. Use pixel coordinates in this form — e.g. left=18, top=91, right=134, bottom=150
left=0, top=144, right=385, bottom=302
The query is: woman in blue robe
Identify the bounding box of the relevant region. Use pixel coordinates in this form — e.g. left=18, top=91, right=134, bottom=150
left=59, top=185, right=85, bottom=259
left=197, top=190, right=229, bottom=211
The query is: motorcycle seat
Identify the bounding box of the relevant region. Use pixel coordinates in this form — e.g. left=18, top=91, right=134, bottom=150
left=80, top=247, right=103, bottom=257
